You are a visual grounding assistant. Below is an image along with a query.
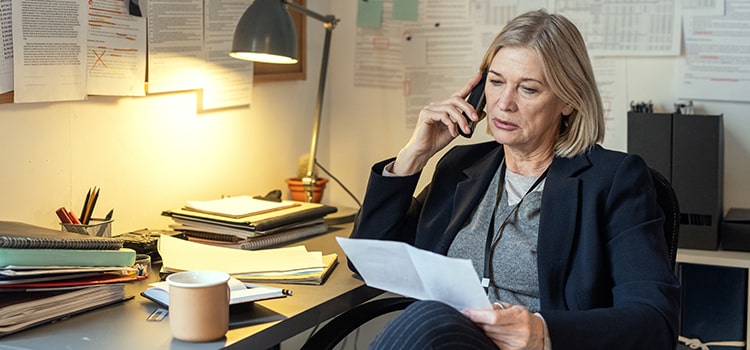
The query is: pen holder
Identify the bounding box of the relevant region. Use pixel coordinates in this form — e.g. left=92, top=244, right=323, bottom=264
left=61, top=219, right=114, bottom=238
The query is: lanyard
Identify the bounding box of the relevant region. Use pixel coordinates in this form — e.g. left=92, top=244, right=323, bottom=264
left=482, top=162, right=549, bottom=293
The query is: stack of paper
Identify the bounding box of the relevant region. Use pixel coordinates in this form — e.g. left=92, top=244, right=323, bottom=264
left=0, top=221, right=139, bottom=289
left=158, top=235, right=336, bottom=285
left=183, top=196, right=302, bottom=219
left=162, top=196, right=337, bottom=250
left=0, top=222, right=135, bottom=337
left=0, top=284, right=129, bottom=337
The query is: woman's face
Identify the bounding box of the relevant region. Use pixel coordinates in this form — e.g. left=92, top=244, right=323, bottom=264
left=484, top=46, right=573, bottom=156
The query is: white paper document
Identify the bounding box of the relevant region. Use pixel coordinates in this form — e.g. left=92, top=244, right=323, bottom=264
left=158, top=235, right=324, bottom=274
left=337, top=237, right=491, bottom=310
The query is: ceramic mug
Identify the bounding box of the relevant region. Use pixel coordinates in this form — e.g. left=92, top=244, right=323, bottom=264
left=166, top=270, right=230, bottom=342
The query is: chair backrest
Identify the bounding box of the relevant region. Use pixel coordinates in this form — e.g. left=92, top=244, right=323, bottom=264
left=649, top=168, right=680, bottom=270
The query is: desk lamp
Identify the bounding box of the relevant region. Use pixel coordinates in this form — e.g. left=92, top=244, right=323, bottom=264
left=230, top=0, right=339, bottom=203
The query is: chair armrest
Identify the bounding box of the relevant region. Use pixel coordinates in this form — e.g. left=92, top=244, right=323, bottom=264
left=301, top=297, right=416, bottom=350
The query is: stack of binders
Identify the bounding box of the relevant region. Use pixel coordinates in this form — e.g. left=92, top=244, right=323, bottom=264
left=0, top=221, right=137, bottom=337
left=162, top=195, right=338, bottom=250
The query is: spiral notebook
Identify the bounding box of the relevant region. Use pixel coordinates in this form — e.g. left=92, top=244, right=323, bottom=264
left=182, top=222, right=329, bottom=250
left=0, top=221, right=123, bottom=250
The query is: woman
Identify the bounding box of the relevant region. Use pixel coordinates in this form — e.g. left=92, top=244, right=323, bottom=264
left=350, top=9, right=680, bottom=350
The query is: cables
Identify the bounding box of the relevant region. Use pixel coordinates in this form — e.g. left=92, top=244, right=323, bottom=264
left=315, top=160, right=363, bottom=208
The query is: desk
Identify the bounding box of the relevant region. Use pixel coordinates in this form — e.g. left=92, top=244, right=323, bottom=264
left=677, top=248, right=750, bottom=350
left=0, top=224, right=382, bottom=350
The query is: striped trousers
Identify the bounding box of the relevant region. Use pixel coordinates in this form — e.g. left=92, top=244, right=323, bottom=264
left=370, top=300, right=498, bottom=349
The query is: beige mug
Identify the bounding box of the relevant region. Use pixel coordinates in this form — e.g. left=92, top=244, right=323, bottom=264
left=166, top=270, right=230, bottom=342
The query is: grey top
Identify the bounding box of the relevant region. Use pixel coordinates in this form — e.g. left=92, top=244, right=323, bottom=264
left=448, top=163, right=544, bottom=312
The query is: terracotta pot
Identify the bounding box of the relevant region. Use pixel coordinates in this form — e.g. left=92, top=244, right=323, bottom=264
left=285, top=178, right=329, bottom=203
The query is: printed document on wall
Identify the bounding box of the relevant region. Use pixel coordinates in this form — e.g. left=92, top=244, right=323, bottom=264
left=676, top=0, right=750, bottom=103
left=201, top=0, right=253, bottom=111
left=592, top=57, right=628, bottom=152
left=11, top=0, right=87, bottom=103
left=1, top=0, right=11, bottom=94
left=87, top=0, right=147, bottom=96
left=354, top=0, right=404, bottom=89
left=146, top=0, right=205, bottom=94
left=556, top=0, right=681, bottom=56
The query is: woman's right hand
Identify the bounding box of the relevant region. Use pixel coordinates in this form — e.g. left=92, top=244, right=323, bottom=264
left=391, top=72, right=486, bottom=176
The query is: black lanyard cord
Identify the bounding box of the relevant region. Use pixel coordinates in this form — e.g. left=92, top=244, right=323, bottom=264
left=482, top=162, right=549, bottom=293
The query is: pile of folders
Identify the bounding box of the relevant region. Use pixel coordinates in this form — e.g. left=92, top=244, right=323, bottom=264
left=0, top=221, right=138, bottom=337
left=162, top=195, right=338, bottom=250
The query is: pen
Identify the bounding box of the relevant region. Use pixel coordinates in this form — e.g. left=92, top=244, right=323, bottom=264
left=79, top=188, right=91, bottom=223
left=83, top=187, right=100, bottom=224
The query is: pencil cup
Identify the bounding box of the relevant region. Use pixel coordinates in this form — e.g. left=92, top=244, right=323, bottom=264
left=166, top=270, right=230, bottom=342
left=60, top=219, right=113, bottom=238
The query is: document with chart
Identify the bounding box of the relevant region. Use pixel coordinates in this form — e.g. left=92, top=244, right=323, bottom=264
left=337, top=237, right=491, bottom=310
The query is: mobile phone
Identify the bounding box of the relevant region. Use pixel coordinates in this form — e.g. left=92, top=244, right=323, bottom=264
left=459, top=69, right=488, bottom=138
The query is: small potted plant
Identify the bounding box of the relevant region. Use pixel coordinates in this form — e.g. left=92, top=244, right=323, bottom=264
left=285, top=154, right=329, bottom=203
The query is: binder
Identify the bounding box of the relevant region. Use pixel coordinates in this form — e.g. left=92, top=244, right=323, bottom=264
left=0, top=247, right=136, bottom=267
left=171, top=218, right=326, bottom=238
left=0, top=221, right=123, bottom=250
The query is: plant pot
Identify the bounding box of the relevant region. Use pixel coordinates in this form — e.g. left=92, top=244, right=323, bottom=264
left=285, top=178, right=329, bottom=203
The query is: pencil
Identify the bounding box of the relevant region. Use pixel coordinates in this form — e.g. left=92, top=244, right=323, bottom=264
left=79, top=188, right=91, bottom=223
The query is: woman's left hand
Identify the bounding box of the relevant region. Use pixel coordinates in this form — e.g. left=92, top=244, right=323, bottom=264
left=463, top=303, right=545, bottom=350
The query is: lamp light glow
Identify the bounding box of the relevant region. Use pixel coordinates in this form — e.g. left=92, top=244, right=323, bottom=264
left=228, top=52, right=298, bottom=64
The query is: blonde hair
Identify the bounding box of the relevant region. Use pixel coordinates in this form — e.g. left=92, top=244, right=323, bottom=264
left=479, top=9, right=604, bottom=158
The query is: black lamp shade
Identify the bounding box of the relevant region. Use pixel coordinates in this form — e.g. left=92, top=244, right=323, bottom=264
left=230, top=0, right=298, bottom=64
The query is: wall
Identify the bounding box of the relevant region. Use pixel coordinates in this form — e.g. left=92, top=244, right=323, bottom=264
left=0, top=1, right=330, bottom=234
left=2, top=0, right=749, bottom=347
left=313, top=2, right=750, bottom=347
left=323, top=2, right=750, bottom=213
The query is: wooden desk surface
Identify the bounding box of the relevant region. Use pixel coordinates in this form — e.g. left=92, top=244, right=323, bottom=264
left=0, top=224, right=382, bottom=350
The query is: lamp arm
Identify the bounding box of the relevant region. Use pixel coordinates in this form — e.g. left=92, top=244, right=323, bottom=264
left=282, top=0, right=338, bottom=202
left=304, top=26, right=331, bottom=182
left=282, top=0, right=339, bottom=28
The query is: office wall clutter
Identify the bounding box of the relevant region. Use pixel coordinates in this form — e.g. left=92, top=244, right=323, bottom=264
left=0, top=1, right=332, bottom=233
left=3, top=1, right=748, bottom=235
left=1, top=0, right=750, bottom=349
left=320, top=0, right=750, bottom=236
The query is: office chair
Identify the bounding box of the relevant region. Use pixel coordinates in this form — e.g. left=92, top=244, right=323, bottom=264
left=649, top=167, right=681, bottom=270
left=301, top=168, right=680, bottom=350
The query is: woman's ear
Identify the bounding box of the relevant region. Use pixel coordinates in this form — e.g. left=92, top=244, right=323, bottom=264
left=562, top=104, right=574, bottom=117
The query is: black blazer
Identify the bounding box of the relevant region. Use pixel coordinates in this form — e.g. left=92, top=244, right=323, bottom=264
left=351, top=141, right=680, bottom=349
